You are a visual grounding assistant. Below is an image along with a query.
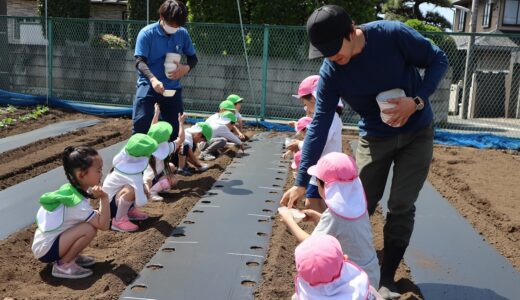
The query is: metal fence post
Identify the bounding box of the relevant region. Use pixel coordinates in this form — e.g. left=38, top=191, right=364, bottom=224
left=260, top=24, right=269, bottom=120
left=46, top=18, right=53, bottom=100
left=0, top=16, right=8, bottom=90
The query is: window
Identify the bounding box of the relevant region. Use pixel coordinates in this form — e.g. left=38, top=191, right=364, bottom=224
left=504, top=0, right=520, bottom=25
left=458, top=10, right=466, bottom=31
left=482, top=2, right=492, bottom=28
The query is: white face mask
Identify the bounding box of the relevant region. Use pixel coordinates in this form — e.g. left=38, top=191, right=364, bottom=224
left=162, top=22, right=179, bottom=34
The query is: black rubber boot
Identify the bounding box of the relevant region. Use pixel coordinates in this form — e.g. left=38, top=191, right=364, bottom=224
left=378, top=242, right=407, bottom=299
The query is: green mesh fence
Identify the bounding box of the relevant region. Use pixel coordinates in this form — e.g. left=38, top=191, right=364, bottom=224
left=1, top=16, right=520, bottom=137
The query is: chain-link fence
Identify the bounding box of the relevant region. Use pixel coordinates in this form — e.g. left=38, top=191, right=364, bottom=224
left=1, top=16, right=520, bottom=138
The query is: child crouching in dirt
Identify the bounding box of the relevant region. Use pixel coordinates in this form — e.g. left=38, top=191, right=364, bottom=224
left=292, top=234, right=383, bottom=300
left=144, top=104, right=186, bottom=201
left=102, top=134, right=158, bottom=232
left=32, top=146, right=111, bottom=279
left=279, top=152, right=380, bottom=288
left=176, top=122, right=213, bottom=176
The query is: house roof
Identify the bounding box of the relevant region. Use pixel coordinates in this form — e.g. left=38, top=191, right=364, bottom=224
left=452, top=0, right=471, bottom=5
left=452, top=31, right=519, bottom=51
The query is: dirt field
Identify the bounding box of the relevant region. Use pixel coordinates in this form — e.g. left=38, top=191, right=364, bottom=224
left=0, top=106, right=518, bottom=299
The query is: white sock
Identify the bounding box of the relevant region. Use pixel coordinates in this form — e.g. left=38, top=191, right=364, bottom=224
left=115, top=197, right=132, bottom=220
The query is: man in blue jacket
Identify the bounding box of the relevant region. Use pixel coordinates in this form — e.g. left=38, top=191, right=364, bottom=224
left=280, top=5, right=448, bottom=298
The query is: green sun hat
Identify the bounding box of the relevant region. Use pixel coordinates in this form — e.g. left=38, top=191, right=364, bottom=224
left=39, top=183, right=84, bottom=211
left=226, top=94, right=244, bottom=104
left=219, top=110, right=237, bottom=123
left=125, top=133, right=158, bottom=158
left=219, top=100, right=236, bottom=111
left=147, top=121, right=173, bottom=144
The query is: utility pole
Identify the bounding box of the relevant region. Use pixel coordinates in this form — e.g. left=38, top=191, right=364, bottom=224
left=460, top=1, right=478, bottom=119
left=0, top=0, right=8, bottom=90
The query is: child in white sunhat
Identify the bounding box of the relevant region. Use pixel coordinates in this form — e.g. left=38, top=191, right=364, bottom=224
left=287, top=75, right=344, bottom=213
left=144, top=105, right=187, bottom=201
left=200, top=110, right=243, bottom=161
left=32, top=146, right=111, bottom=279
left=177, top=121, right=213, bottom=176
left=102, top=134, right=158, bottom=232
left=279, top=152, right=380, bottom=288
left=226, top=94, right=244, bottom=130
left=292, top=234, right=383, bottom=300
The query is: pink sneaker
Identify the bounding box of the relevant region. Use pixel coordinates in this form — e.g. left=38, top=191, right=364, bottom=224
left=111, top=216, right=139, bottom=232
left=128, top=208, right=149, bottom=221
left=52, top=261, right=93, bottom=279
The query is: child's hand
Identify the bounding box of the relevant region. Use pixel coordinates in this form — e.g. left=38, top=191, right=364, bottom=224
left=288, top=121, right=296, bottom=128
left=238, top=133, right=245, bottom=140
left=91, top=185, right=108, bottom=200
left=282, top=150, right=293, bottom=159
left=287, top=140, right=300, bottom=152
left=302, top=209, right=321, bottom=223
left=154, top=103, right=161, bottom=115
left=178, top=113, right=187, bottom=124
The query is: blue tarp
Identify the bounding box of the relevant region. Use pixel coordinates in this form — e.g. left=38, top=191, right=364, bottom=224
left=2, top=89, right=519, bottom=150
left=434, top=130, right=520, bottom=150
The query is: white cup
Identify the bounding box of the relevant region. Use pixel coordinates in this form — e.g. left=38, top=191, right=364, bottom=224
left=376, top=88, right=406, bottom=126
left=284, top=137, right=294, bottom=148
left=164, top=53, right=181, bottom=78
left=277, top=207, right=306, bottom=223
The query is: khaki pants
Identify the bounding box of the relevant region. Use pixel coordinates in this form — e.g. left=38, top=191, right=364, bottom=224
left=355, top=124, right=434, bottom=248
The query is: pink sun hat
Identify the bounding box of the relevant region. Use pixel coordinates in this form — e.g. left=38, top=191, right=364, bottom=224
left=307, top=152, right=367, bottom=219
left=292, top=75, right=320, bottom=99
left=294, top=234, right=369, bottom=300
left=291, top=150, right=302, bottom=170
left=296, top=116, right=313, bottom=133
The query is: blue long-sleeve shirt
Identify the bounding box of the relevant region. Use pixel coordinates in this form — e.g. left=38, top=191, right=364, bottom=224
left=296, top=21, right=449, bottom=187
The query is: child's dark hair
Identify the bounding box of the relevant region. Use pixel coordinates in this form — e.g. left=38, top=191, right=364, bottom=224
left=159, top=0, right=188, bottom=27
left=316, top=178, right=325, bottom=187
left=62, top=146, right=99, bottom=199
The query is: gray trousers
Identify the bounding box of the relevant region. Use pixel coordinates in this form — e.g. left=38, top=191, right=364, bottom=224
left=355, top=123, right=434, bottom=248
left=201, top=137, right=227, bottom=155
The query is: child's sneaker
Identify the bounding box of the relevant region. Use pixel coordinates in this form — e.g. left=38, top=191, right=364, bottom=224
left=149, top=191, right=164, bottom=201
left=199, top=153, right=216, bottom=161
left=75, top=255, right=96, bottom=267
left=111, top=216, right=139, bottom=232
left=127, top=208, right=149, bottom=221
left=197, top=163, right=209, bottom=172
left=177, top=167, right=192, bottom=176
left=52, top=261, right=93, bottom=279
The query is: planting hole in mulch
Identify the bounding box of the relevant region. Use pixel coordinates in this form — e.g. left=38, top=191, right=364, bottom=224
left=172, top=233, right=185, bottom=237
left=250, top=246, right=263, bottom=251
left=193, top=210, right=204, bottom=213
left=262, top=209, right=272, bottom=213
left=257, top=232, right=267, bottom=236
left=130, top=284, right=148, bottom=292
left=246, top=261, right=260, bottom=267
left=162, top=247, right=176, bottom=253
left=201, top=200, right=211, bottom=204
left=241, top=280, right=256, bottom=287
left=146, top=264, right=164, bottom=270
left=183, top=220, right=195, bottom=224
left=265, top=200, right=275, bottom=204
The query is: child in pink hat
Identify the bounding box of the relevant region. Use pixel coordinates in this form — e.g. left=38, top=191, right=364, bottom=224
left=279, top=152, right=380, bottom=288
left=287, top=75, right=344, bottom=213
left=292, top=234, right=383, bottom=300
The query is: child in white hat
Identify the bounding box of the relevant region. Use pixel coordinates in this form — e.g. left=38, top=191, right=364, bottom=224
left=144, top=105, right=186, bottom=201
left=102, top=134, right=158, bottom=232
left=292, top=234, right=383, bottom=300
left=200, top=110, right=243, bottom=161
left=279, top=152, right=380, bottom=288
left=32, top=146, right=111, bottom=279
left=177, top=122, right=212, bottom=176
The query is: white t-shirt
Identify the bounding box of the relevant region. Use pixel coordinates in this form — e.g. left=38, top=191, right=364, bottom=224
left=235, top=111, right=242, bottom=120
left=208, top=122, right=242, bottom=145
left=321, top=112, right=343, bottom=156
left=206, top=113, right=219, bottom=124
left=103, top=170, right=147, bottom=207
left=184, top=132, right=194, bottom=149
left=312, top=209, right=380, bottom=288
left=32, top=200, right=96, bottom=259
left=143, top=142, right=177, bottom=183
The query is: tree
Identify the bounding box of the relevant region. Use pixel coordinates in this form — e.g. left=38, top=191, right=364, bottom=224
left=383, top=0, right=452, bottom=30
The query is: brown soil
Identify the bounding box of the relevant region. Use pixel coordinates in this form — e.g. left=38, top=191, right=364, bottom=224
left=0, top=106, right=90, bottom=139
left=429, top=145, right=520, bottom=270
left=0, top=106, right=252, bottom=299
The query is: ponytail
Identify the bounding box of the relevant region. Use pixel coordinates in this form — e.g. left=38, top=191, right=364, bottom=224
left=62, top=146, right=99, bottom=199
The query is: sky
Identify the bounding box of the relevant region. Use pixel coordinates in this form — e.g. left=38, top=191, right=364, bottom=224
left=421, top=3, right=455, bottom=27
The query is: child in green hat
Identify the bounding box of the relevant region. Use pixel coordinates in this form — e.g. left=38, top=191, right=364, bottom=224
left=226, top=94, right=244, bottom=130
left=32, top=146, right=111, bottom=279
left=200, top=111, right=243, bottom=161
left=102, top=134, right=158, bottom=232
left=144, top=104, right=187, bottom=201
left=206, top=99, right=245, bottom=142
left=177, top=122, right=212, bottom=176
